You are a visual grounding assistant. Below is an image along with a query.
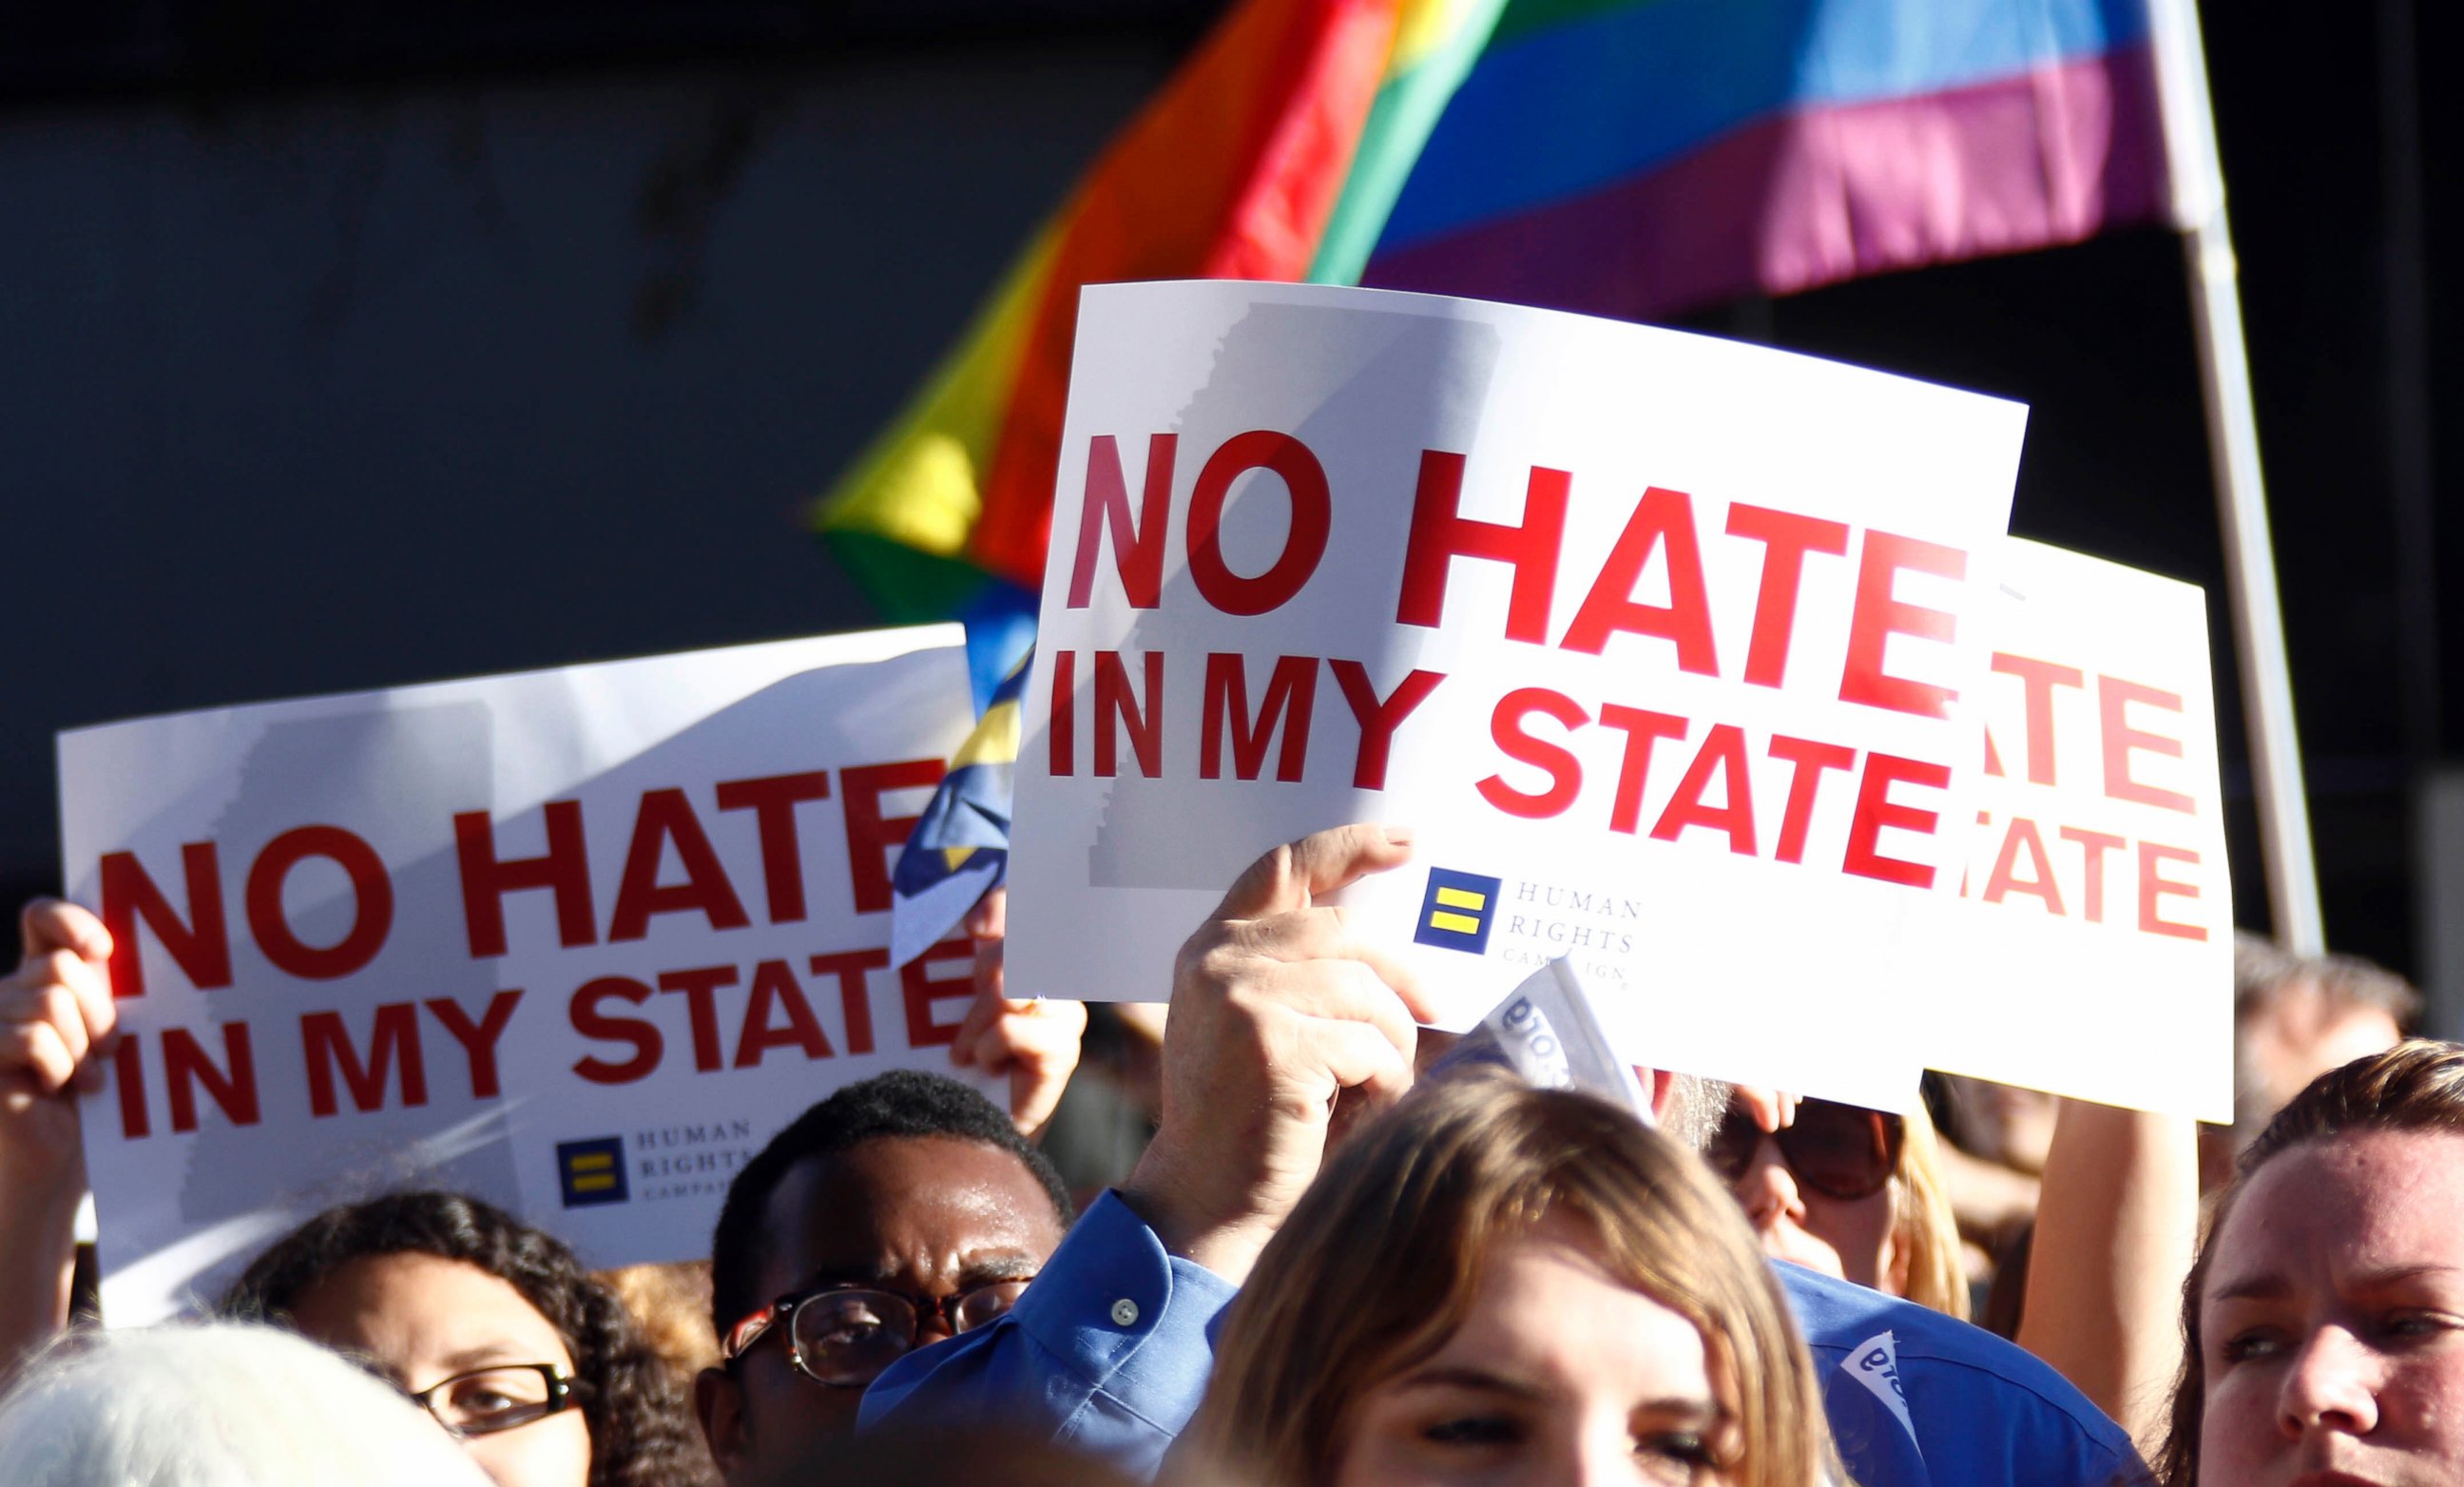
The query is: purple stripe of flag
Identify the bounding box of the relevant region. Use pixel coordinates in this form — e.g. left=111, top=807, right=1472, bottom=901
left=1363, top=43, right=2167, bottom=320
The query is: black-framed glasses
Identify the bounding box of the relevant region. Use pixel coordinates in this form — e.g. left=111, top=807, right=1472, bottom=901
left=1704, top=1096, right=1905, bottom=1202
left=404, top=1363, right=576, bottom=1439
left=721, top=1278, right=1031, bottom=1389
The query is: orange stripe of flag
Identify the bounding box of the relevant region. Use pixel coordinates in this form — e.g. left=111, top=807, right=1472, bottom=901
left=966, top=0, right=1406, bottom=589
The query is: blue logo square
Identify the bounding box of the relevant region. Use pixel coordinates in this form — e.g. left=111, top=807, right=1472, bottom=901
left=1415, top=868, right=1504, bottom=955
left=557, top=1136, right=629, bottom=1207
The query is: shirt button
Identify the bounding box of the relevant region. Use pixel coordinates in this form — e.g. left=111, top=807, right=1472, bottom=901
left=1109, top=1298, right=1141, bottom=1327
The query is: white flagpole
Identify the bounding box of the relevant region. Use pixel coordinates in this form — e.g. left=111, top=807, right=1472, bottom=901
left=2145, top=0, right=2325, bottom=952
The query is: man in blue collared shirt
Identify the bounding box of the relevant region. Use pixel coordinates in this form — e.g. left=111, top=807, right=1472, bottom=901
left=862, top=825, right=2147, bottom=1487
left=699, top=1071, right=1074, bottom=1484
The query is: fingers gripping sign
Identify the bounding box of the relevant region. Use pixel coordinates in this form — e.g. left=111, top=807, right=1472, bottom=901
left=1121, top=824, right=1432, bottom=1284
left=1, top=898, right=119, bottom=1376
left=2, top=900, right=120, bottom=1168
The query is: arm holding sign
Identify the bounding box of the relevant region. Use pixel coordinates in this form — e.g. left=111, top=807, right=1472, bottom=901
left=1121, top=823, right=1425, bottom=1281
left=2018, top=1096, right=2199, bottom=1456
left=0, top=900, right=117, bottom=1384
left=859, top=825, right=1427, bottom=1470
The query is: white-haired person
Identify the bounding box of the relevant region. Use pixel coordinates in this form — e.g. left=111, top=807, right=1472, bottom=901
left=0, top=903, right=711, bottom=1487
left=0, top=1321, right=491, bottom=1487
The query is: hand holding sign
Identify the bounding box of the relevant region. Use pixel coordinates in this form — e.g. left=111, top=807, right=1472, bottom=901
left=0, top=898, right=116, bottom=1381
left=1, top=899, right=119, bottom=1175
left=1122, top=823, right=1430, bottom=1284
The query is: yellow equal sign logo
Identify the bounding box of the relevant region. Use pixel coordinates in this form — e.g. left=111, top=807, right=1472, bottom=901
left=557, top=1137, right=629, bottom=1207
left=1428, top=884, right=1487, bottom=935
left=1415, top=869, right=1504, bottom=954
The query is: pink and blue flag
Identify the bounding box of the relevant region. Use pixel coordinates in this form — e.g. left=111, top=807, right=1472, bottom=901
left=1357, top=0, right=2171, bottom=319
left=818, top=0, right=2175, bottom=646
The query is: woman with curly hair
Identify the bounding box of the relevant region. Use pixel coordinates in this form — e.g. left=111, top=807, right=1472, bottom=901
left=222, top=1190, right=713, bottom=1487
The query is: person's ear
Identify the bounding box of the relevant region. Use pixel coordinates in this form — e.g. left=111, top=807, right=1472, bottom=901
left=695, top=1365, right=752, bottom=1480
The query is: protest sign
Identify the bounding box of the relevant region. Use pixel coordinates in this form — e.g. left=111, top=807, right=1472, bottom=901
left=59, top=628, right=986, bottom=1323
left=1926, top=538, right=2233, bottom=1120
left=1005, top=280, right=2027, bottom=1107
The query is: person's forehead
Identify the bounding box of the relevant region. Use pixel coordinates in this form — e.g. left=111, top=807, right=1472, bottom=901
left=2216, top=1130, right=2464, bottom=1285
left=1438, top=1221, right=1711, bottom=1398
left=288, top=1251, right=573, bottom=1378
left=756, top=1134, right=1062, bottom=1289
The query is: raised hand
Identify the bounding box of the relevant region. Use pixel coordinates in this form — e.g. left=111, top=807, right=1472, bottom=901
left=1120, top=824, right=1430, bottom=1283
left=1, top=898, right=119, bottom=1378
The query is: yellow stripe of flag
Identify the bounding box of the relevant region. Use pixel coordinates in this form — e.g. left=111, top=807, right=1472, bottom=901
left=949, top=699, right=1023, bottom=772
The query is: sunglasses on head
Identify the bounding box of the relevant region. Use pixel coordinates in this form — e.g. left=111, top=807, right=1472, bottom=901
left=1704, top=1096, right=1905, bottom=1202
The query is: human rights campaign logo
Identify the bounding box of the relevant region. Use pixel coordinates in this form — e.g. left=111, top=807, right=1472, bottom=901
left=557, top=1137, right=629, bottom=1207
left=1414, top=869, right=1503, bottom=955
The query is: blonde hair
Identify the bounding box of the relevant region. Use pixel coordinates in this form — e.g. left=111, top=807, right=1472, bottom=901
left=1182, top=1073, right=1831, bottom=1487
left=1892, top=1106, right=1971, bottom=1322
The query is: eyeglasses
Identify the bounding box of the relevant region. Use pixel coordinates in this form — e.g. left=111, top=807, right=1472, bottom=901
left=1704, top=1097, right=1905, bottom=1202
left=721, top=1277, right=1032, bottom=1389
left=403, top=1363, right=576, bottom=1439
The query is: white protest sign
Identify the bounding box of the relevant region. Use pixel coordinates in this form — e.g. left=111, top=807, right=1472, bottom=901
left=1926, top=538, right=2232, bottom=1119
left=1005, top=280, right=2027, bottom=1107
left=59, top=628, right=988, bottom=1323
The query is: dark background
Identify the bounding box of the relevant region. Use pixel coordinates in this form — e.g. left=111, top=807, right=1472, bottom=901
left=1, top=2, right=2450, bottom=1004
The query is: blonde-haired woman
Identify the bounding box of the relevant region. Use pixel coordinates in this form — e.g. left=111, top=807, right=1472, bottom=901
left=1705, top=1094, right=1969, bottom=1322
left=1181, top=1072, right=1835, bottom=1487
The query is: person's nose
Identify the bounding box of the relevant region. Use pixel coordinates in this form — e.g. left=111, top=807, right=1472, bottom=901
left=2279, top=1325, right=2382, bottom=1441
left=1559, top=1416, right=1647, bottom=1487
left=1735, top=1134, right=1805, bottom=1233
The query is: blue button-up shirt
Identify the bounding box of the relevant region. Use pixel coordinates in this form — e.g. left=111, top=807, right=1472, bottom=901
left=860, top=1191, right=1234, bottom=1479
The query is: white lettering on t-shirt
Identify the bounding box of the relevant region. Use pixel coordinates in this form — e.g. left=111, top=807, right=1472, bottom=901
left=1842, top=1329, right=1921, bottom=1457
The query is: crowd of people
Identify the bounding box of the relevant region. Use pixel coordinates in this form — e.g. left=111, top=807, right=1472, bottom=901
left=0, top=819, right=2448, bottom=1486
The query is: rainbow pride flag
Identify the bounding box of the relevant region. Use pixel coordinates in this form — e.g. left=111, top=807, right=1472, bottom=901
left=814, top=0, right=2169, bottom=670
left=812, top=0, right=1415, bottom=698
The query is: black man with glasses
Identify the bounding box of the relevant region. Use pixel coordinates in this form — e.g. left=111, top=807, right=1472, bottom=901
left=693, top=1071, right=1071, bottom=1485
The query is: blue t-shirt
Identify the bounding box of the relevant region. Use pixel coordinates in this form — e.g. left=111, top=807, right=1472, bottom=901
left=862, top=1191, right=2147, bottom=1487
left=1776, top=1262, right=2146, bottom=1485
